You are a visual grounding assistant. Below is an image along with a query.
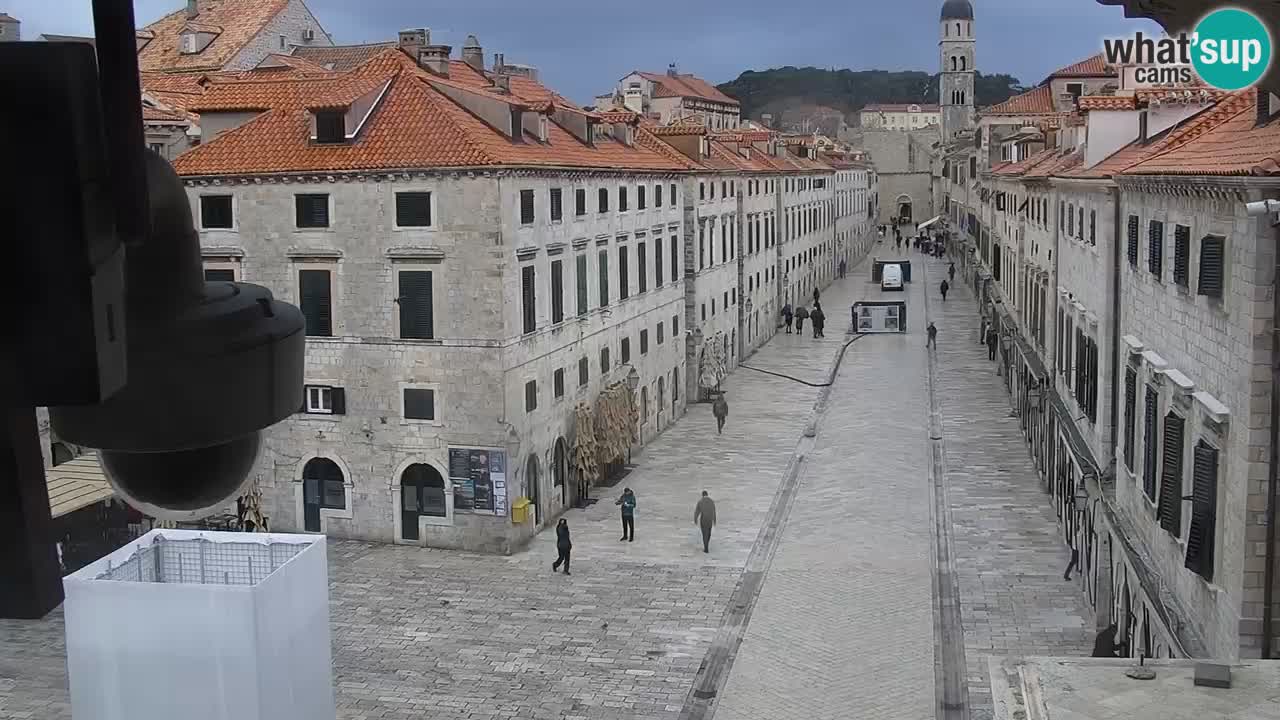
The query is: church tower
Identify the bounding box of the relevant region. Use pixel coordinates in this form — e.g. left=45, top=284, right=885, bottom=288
left=939, top=0, right=975, bottom=142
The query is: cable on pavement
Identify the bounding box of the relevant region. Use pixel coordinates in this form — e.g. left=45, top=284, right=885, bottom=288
left=738, top=332, right=866, bottom=387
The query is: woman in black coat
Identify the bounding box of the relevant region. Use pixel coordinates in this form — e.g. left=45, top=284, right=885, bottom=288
left=551, top=518, right=572, bottom=575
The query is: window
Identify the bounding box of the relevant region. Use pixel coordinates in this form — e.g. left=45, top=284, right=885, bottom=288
left=1157, top=412, right=1185, bottom=536
left=314, top=111, right=345, bottom=144
left=205, top=268, right=236, bottom=282
left=550, top=260, right=564, bottom=324
left=969, top=156, right=976, bottom=179
left=575, top=188, right=586, bottom=216
left=550, top=188, right=563, bottom=222
left=598, top=188, right=609, bottom=213
left=619, top=186, right=629, bottom=212
left=700, top=182, right=705, bottom=200
left=640, top=329, right=649, bottom=354
left=672, top=314, right=679, bottom=338
left=638, top=185, right=646, bottom=210
left=621, top=337, right=631, bottom=363
left=576, top=255, right=589, bottom=315
left=299, top=269, right=332, bottom=337
left=1089, top=209, right=1096, bottom=245
left=655, top=184, right=663, bottom=207
left=295, top=194, right=330, bottom=228
left=657, top=321, right=664, bottom=345
left=1077, top=207, right=1084, bottom=240
left=600, top=347, right=610, bottom=372
left=655, top=240, right=664, bottom=286
left=598, top=250, right=609, bottom=307
left=519, top=189, right=535, bottom=225
left=1198, top=235, right=1225, bottom=297
left=403, top=388, right=436, bottom=420
left=1172, top=225, right=1191, bottom=287
left=149, top=142, right=166, bottom=157
left=1120, top=215, right=1138, bottom=268
left=1067, top=204, right=1074, bottom=237
left=401, top=464, right=446, bottom=519
left=1148, top=220, right=1164, bottom=278
left=524, top=380, right=537, bottom=412
left=1142, top=385, right=1159, bottom=500
left=279, top=34, right=287, bottom=49
left=553, top=368, right=565, bottom=399
left=701, top=303, right=706, bottom=321
left=398, top=270, right=434, bottom=339
left=637, top=242, right=647, bottom=294
left=1185, top=441, right=1219, bottom=581
left=395, top=192, right=432, bottom=227
left=304, top=385, right=345, bottom=415
left=303, top=458, right=345, bottom=512
left=670, top=184, right=676, bottom=205
left=200, top=195, right=233, bottom=229
left=578, top=357, right=589, bottom=386
left=521, top=265, right=536, bottom=334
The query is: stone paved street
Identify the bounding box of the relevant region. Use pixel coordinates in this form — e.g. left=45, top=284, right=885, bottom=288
left=0, top=250, right=1095, bottom=720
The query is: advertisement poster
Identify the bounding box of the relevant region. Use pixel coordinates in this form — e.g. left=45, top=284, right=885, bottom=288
left=448, top=448, right=506, bottom=516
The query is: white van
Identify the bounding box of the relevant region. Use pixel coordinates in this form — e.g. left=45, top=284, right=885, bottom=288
left=881, top=263, right=904, bottom=291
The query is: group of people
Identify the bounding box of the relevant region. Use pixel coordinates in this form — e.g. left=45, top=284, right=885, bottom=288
left=550, top=487, right=721, bottom=574
left=781, top=288, right=827, bottom=338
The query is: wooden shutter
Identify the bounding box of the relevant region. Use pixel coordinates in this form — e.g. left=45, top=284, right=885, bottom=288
left=330, top=387, right=346, bottom=415
left=1198, top=235, right=1225, bottom=297
left=1148, top=220, right=1163, bottom=278
left=1127, top=215, right=1139, bottom=266
left=637, top=242, right=647, bottom=294
left=204, top=268, right=235, bottom=282
left=1157, top=413, right=1185, bottom=536
left=1184, top=441, right=1219, bottom=580
left=550, top=260, right=564, bottom=324
left=1123, top=367, right=1137, bottom=471
left=1142, top=386, right=1158, bottom=500
left=618, top=246, right=629, bottom=300
left=299, top=269, right=332, bottom=336
left=525, top=381, right=537, bottom=412
left=397, top=271, right=433, bottom=339
left=671, top=236, right=679, bottom=280
left=296, top=194, right=329, bottom=228
left=395, top=192, right=432, bottom=227
left=520, top=189, right=535, bottom=224
left=655, top=240, right=664, bottom=286
left=201, top=196, right=233, bottom=229
left=550, top=188, right=562, bottom=221
left=575, top=188, right=586, bottom=216
left=521, top=265, right=536, bottom=333
left=576, top=255, right=588, bottom=315
left=578, top=357, right=588, bottom=386
left=598, top=251, right=609, bottom=306
left=1173, top=225, right=1190, bottom=286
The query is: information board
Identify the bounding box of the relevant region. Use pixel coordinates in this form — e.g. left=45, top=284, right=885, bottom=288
left=447, top=448, right=508, bottom=516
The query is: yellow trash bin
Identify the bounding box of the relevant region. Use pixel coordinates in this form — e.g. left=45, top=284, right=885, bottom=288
left=511, top=497, right=532, bottom=524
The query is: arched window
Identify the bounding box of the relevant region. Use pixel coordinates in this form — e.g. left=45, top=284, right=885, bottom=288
left=956, top=22, right=961, bottom=36
left=960, top=56, right=967, bottom=71
left=641, top=386, right=649, bottom=423
left=945, top=23, right=950, bottom=37
left=658, top=376, right=666, bottom=411
left=950, top=56, right=957, bottom=71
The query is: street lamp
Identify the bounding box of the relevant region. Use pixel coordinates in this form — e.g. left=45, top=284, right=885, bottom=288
left=625, top=366, right=640, bottom=392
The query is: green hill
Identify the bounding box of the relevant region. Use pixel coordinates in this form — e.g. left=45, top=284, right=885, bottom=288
left=716, top=67, right=1025, bottom=123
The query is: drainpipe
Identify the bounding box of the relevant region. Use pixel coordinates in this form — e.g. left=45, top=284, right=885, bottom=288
left=1109, top=185, right=1123, bottom=463
left=1264, top=189, right=1280, bottom=660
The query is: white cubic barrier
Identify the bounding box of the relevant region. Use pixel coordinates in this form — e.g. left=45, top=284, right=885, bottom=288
left=63, top=529, right=335, bottom=720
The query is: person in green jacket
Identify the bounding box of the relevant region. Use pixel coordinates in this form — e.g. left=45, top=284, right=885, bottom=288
left=694, top=491, right=717, bottom=553
left=616, top=488, right=636, bottom=542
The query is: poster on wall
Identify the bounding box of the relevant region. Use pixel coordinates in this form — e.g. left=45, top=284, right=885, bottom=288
left=448, top=447, right=507, bottom=516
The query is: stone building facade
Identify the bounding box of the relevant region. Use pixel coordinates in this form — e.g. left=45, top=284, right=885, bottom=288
left=596, top=67, right=741, bottom=130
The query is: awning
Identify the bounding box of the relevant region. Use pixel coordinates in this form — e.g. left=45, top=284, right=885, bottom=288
left=46, top=453, right=114, bottom=519
left=917, top=215, right=942, bottom=231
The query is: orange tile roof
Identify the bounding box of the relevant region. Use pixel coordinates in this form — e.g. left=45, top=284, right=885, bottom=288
left=650, top=125, right=707, bottom=137
left=291, top=43, right=398, bottom=71
left=256, top=53, right=333, bottom=74
left=1121, top=92, right=1280, bottom=175
left=985, top=85, right=1057, bottom=115
left=138, top=0, right=292, bottom=72
left=1047, top=53, right=1114, bottom=80
left=173, top=49, right=696, bottom=176
left=1026, top=149, right=1083, bottom=179
left=1079, top=95, right=1136, bottom=111
left=635, top=71, right=739, bottom=106
left=992, top=146, right=1056, bottom=176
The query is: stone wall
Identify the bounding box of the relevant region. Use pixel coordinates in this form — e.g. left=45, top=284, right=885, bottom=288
left=226, top=0, right=332, bottom=71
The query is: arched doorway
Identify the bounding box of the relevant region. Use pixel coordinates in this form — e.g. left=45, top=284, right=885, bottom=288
left=302, top=457, right=345, bottom=532
left=641, top=386, right=649, bottom=425
left=896, top=195, right=913, bottom=224
left=400, top=463, right=446, bottom=541
left=526, top=454, right=541, bottom=527
left=553, top=439, right=568, bottom=507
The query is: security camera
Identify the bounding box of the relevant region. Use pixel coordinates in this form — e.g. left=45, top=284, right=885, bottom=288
left=1245, top=199, right=1280, bottom=217
left=49, top=152, right=305, bottom=520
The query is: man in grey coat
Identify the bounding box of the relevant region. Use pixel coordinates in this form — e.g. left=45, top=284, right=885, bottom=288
left=694, top=491, right=717, bottom=553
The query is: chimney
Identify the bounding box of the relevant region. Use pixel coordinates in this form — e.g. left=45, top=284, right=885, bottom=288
left=493, top=53, right=505, bottom=74
left=494, top=74, right=511, bottom=94
left=418, top=45, right=452, bottom=76
left=462, top=35, right=484, bottom=72
left=1257, top=87, right=1277, bottom=127
left=398, top=28, right=428, bottom=61
left=667, top=63, right=678, bottom=78
left=186, top=0, right=198, bottom=19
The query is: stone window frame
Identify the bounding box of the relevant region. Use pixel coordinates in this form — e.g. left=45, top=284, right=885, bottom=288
left=392, top=456, right=455, bottom=539
left=393, top=264, right=438, bottom=342
left=391, top=187, right=439, bottom=232
left=202, top=256, right=242, bottom=281
left=291, top=256, right=342, bottom=338
left=293, top=452, right=355, bottom=534
left=400, top=381, right=443, bottom=427
left=197, top=192, right=238, bottom=232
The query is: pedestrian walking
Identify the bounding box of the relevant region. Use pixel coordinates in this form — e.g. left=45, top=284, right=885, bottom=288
left=927, top=322, right=938, bottom=349
left=940, top=279, right=949, bottom=301
left=948, top=262, right=956, bottom=282
left=781, top=302, right=794, bottom=333
left=615, top=487, right=636, bottom=542
left=551, top=518, right=572, bottom=575
left=986, top=327, right=999, bottom=361
left=979, top=317, right=988, bottom=346
left=812, top=287, right=820, bottom=305
left=838, top=259, right=847, bottom=279
left=694, top=491, right=717, bottom=553
left=794, top=304, right=809, bottom=334
left=811, top=303, right=825, bottom=338
left=712, top=394, right=729, bottom=435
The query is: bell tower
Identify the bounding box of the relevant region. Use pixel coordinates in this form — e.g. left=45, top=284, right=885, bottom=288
left=939, top=0, right=975, bottom=142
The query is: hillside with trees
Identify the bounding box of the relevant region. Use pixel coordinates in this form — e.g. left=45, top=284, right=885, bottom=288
left=716, top=67, right=1025, bottom=124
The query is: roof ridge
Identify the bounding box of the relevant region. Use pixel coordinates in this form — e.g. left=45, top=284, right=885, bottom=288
left=1130, top=92, right=1256, bottom=169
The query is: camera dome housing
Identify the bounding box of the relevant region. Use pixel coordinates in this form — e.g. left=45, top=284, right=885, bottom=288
left=50, top=150, right=305, bottom=520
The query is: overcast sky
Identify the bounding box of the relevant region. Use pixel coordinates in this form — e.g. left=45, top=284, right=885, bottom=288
left=9, top=0, right=1158, bottom=103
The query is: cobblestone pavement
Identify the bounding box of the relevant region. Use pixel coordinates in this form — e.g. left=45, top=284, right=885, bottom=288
left=921, top=255, right=1095, bottom=720
left=713, top=258, right=937, bottom=720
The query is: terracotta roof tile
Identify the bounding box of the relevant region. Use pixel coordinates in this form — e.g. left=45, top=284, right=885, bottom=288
left=1121, top=92, right=1280, bottom=175
left=650, top=125, right=707, bottom=137
left=985, top=85, right=1057, bottom=115
left=138, top=0, right=291, bottom=72
left=1026, top=149, right=1083, bottom=179
left=1047, top=53, right=1114, bottom=80
left=635, top=71, right=739, bottom=105
left=992, top=146, right=1056, bottom=176
left=1079, top=95, right=1136, bottom=111
left=173, top=49, right=695, bottom=177
left=291, top=43, right=398, bottom=71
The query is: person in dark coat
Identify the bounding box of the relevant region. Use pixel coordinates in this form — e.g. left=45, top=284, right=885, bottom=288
left=782, top=303, right=794, bottom=333
left=794, top=304, right=809, bottom=333
left=812, top=287, right=820, bottom=305
left=948, top=262, right=956, bottom=282
left=694, top=491, right=717, bottom=553
left=986, top=327, right=999, bottom=361
left=551, top=518, right=572, bottom=575
left=838, top=259, right=847, bottom=279
left=940, top=279, right=950, bottom=301
left=927, top=322, right=938, bottom=349
left=811, top=303, right=825, bottom=338
left=713, top=395, right=729, bottom=435
left=616, top=488, right=636, bottom=541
